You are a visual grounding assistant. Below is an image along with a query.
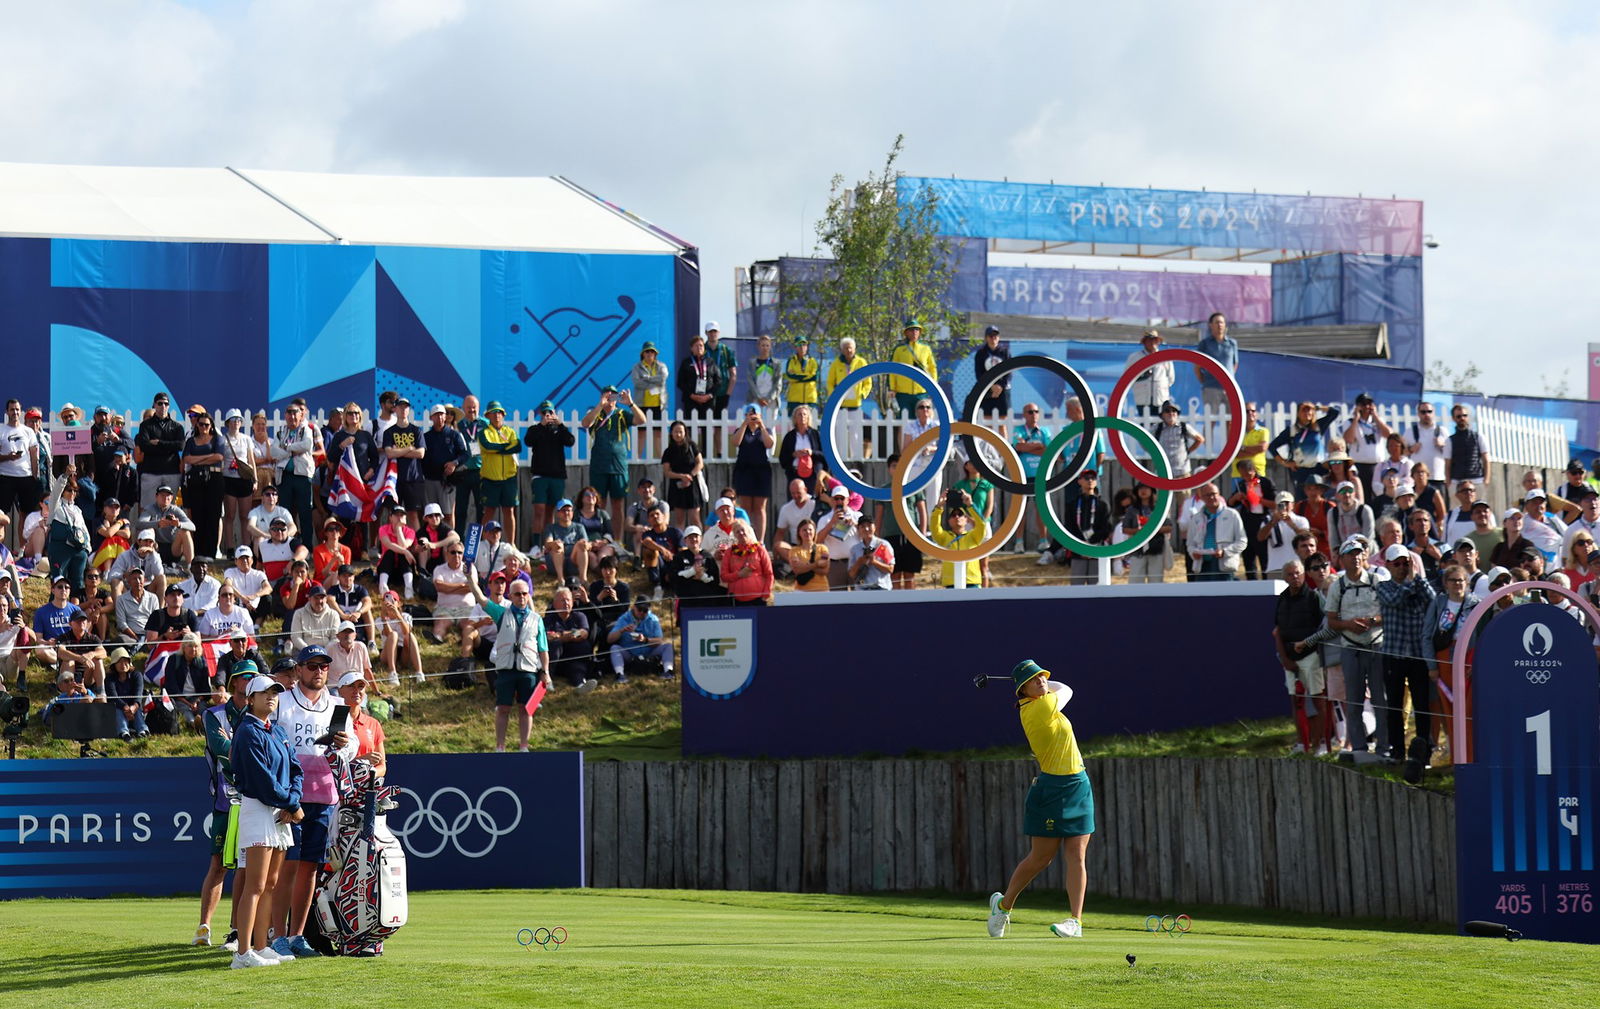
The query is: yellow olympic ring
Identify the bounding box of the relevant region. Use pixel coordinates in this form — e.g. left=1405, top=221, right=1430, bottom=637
left=891, top=422, right=1026, bottom=564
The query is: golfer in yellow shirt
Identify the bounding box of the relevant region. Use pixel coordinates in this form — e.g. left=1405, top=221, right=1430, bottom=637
left=986, top=658, right=1094, bottom=940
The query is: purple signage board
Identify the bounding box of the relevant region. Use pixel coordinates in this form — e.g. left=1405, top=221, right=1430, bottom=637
left=986, top=266, right=1271, bottom=323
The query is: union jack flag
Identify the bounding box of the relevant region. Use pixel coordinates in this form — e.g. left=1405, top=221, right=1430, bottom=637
left=327, top=444, right=399, bottom=523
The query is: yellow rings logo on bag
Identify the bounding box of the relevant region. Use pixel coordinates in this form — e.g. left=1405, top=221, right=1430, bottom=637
left=817, top=349, right=1244, bottom=563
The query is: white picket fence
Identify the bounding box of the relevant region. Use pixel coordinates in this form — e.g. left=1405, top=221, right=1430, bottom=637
left=54, top=397, right=1569, bottom=471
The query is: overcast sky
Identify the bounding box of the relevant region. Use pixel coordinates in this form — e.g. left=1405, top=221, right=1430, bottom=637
left=4, top=0, right=1597, bottom=397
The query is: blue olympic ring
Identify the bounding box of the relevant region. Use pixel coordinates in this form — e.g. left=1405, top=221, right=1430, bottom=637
left=516, top=926, right=568, bottom=949
left=817, top=361, right=951, bottom=500
left=1144, top=913, right=1191, bottom=935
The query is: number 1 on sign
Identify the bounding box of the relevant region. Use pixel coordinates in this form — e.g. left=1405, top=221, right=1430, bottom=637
left=1526, top=710, right=1552, bottom=776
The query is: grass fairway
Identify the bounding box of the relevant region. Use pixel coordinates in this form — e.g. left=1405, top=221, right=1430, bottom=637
left=11, top=889, right=1597, bottom=1008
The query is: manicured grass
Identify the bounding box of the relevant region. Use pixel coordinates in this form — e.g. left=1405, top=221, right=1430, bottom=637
left=11, top=889, right=1596, bottom=1008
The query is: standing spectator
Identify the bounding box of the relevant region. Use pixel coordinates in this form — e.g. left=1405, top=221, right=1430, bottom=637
left=730, top=404, right=775, bottom=544
left=420, top=405, right=468, bottom=528
left=1228, top=458, right=1276, bottom=580
left=218, top=409, right=257, bottom=554
left=1342, top=393, right=1391, bottom=494
left=1124, top=329, right=1172, bottom=416
left=380, top=398, right=425, bottom=526
left=324, top=402, right=378, bottom=498
left=46, top=469, right=93, bottom=592
left=249, top=413, right=280, bottom=492
left=1273, top=558, right=1330, bottom=754
left=661, top=420, right=706, bottom=530
left=786, top=517, right=830, bottom=593
left=181, top=407, right=227, bottom=561
left=1269, top=401, right=1342, bottom=495
left=1121, top=483, right=1171, bottom=585
left=583, top=386, right=635, bottom=529
left=90, top=497, right=131, bottom=572
left=1411, top=462, right=1446, bottom=527
left=622, top=478, right=664, bottom=557
left=1563, top=485, right=1600, bottom=551
left=1184, top=482, right=1245, bottom=582
left=632, top=342, right=669, bottom=455
left=677, top=333, right=720, bottom=420
left=1328, top=481, right=1376, bottom=549
left=1442, top=481, right=1481, bottom=544
left=524, top=399, right=576, bottom=549
left=477, top=401, right=521, bottom=549
left=0, top=399, right=41, bottom=547
left=1259, top=491, right=1310, bottom=578
left=825, top=336, right=871, bottom=459
left=1011, top=403, right=1051, bottom=555
left=1059, top=471, right=1110, bottom=584
left=705, top=322, right=738, bottom=423
left=847, top=514, right=894, bottom=591
left=1324, top=538, right=1387, bottom=756
left=1375, top=544, right=1438, bottom=760
left=1446, top=404, right=1492, bottom=492
left=719, top=519, right=774, bottom=605
left=1405, top=508, right=1448, bottom=580
left=274, top=401, right=319, bottom=540
left=1370, top=434, right=1412, bottom=497
left=1231, top=403, right=1269, bottom=479
left=784, top=336, right=821, bottom=416
left=889, top=318, right=937, bottom=416
left=1194, top=312, right=1239, bottom=442
left=454, top=396, right=486, bottom=528
left=1294, top=476, right=1334, bottom=557
left=745, top=333, right=781, bottom=420
left=543, top=587, right=597, bottom=692
left=1154, top=400, right=1203, bottom=481
left=972, top=325, right=1011, bottom=424
left=669, top=526, right=724, bottom=606
left=606, top=598, right=674, bottom=680
left=1405, top=401, right=1449, bottom=490
left=487, top=579, right=550, bottom=752
left=777, top=405, right=820, bottom=489
left=376, top=506, right=418, bottom=599
left=135, top=392, right=185, bottom=507
left=1322, top=452, right=1363, bottom=506
left=1057, top=397, right=1107, bottom=513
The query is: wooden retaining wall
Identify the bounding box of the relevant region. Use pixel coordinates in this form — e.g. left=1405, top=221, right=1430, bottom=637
left=584, top=757, right=1457, bottom=923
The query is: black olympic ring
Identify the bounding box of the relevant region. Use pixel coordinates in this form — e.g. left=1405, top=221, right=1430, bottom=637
left=517, top=926, right=568, bottom=949
left=960, top=354, right=1096, bottom=495
left=1144, top=913, right=1191, bottom=935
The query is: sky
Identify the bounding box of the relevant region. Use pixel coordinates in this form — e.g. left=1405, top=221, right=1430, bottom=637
left=3, top=0, right=1598, bottom=398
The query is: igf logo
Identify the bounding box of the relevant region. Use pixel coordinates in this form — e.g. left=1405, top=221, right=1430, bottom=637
left=699, top=637, right=737, bottom=657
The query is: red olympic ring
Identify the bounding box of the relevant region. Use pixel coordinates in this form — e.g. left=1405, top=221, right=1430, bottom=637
left=1106, top=347, right=1245, bottom=492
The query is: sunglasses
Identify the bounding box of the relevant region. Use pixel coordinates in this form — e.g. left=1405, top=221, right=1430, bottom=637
left=306, top=661, right=331, bottom=670
left=1024, top=409, right=1039, bottom=415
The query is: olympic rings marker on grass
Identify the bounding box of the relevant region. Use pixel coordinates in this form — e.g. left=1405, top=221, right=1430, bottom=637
left=892, top=422, right=1026, bottom=564
left=1106, top=347, right=1244, bottom=491
left=959, top=354, right=1096, bottom=495
left=817, top=361, right=951, bottom=501
left=517, top=926, right=568, bottom=949
left=1038, top=418, right=1172, bottom=559
left=1144, top=913, right=1192, bottom=935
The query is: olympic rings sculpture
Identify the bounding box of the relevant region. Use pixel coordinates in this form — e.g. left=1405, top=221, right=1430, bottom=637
left=391, top=785, right=524, bottom=859
left=517, top=926, right=569, bottom=949
left=815, top=347, right=1244, bottom=564
left=1145, top=913, right=1192, bottom=935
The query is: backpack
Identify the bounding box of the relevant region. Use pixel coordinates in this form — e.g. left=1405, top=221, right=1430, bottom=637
left=441, top=656, right=476, bottom=691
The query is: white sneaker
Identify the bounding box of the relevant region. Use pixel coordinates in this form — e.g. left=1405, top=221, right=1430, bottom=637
left=230, top=949, right=273, bottom=969
left=986, top=892, right=1010, bottom=938
left=1035, top=551, right=1054, bottom=566
left=1050, top=918, right=1083, bottom=938
left=369, top=643, right=382, bottom=659
left=412, top=671, right=426, bottom=683
left=222, top=929, right=239, bottom=952
left=576, top=679, right=598, bottom=694
left=385, top=672, right=400, bottom=686
left=1036, top=540, right=1052, bottom=554
left=258, top=945, right=291, bottom=964
left=1010, top=540, right=1025, bottom=555
left=1313, top=743, right=1330, bottom=757
left=652, top=586, right=664, bottom=602
left=192, top=923, right=212, bottom=946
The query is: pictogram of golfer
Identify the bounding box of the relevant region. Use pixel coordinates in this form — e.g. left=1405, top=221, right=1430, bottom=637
left=984, top=659, right=1095, bottom=940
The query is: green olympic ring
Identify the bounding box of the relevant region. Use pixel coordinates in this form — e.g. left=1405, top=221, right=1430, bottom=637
left=1036, top=417, right=1172, bottom=559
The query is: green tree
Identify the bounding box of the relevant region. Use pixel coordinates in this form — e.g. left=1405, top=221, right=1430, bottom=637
left=776, top=136, right=961, bottom=409
left=1425, top=359, right=1482, bottom=394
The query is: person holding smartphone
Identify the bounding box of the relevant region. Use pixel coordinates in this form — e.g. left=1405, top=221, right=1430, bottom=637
left=730, top=405, right=775, bottom=545
left=228, top=674, right=303, bottom=968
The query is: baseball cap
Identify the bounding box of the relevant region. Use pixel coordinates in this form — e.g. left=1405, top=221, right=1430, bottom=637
left=601, top=384, right=618, bottom=394
left=51, top=574, right=70, bottom=586
left=1568, top=459, right=1587, bottom=474
left=1503, top=508, right=1524, bottom=522
left=1354, top=391, right=1374, bottom=405
left=152, top=392, right=170, bottom=405
left=714, top=496, right=736, bottom=510
left=1486, top=565, right=1512, bottom=584
left=632, top=597, right=650, bottom=610
left=1335, top=481, right=1355, bottom=493
left=295, top=644, right=331, bottom=665
left=23, top=407, right=40, bottom=419
left=270, top=657, right=299, bottom=677
left=234, top=545, right=253, bottom=558
left=1338, top=537, right=1367, bottom=555
left=985, top=325, right=1001, bottom=336
left=487, top=571, right=508, bottom=584
left=429, top=404, right=445, bottom=417
left=156, top=485, right=174, bottom=495
left=113, top=446, right=128, bottom=456
left=336, top=620, right=356, bottom=634
left=704, top=321, right=720, bottom=333
left=395, top=396, right=411, bottom=407
left=269, top=518, right=288, bottom=529
left=335, top=671, right=367, bottom=689
left=1382, top=544, right=1410, bottom=562
left=93, top=405, right=110, bottom=416
left=1158, top=400, right=1178, bottom=414
left=1394, top=479, right=1415, bottom=497
left=70, top=610, right=91, bottom=622
left=165, top=584, right=187, bottom=597
left=1470, top=499, right=1491, bottom=511
left=227, top=659, right=259, bottom=681
left=1525, top=487, right=1547, bottom=500
left=307, top=584, right=327, bottom=597
left=1274, top=490, right=1295, bottom=504
left=229, top=628, right=249, bottom=641
left=829, top=486, right=848, bottom=499
left=484, top=520, right=503, bottom=532
left=137, top=528, right=156, bottom=541
left=245, top=674, right=284, bottom=696
left=537, top=400, right=555, bottom=413
left=424, top=502, right=443, bottom=517
left=262, top=485, right=278, bottom=494
left=1454, top=537, right=1478, bottom=552
left=744, top=403, right=759, bottom=415
left=337, top=564, right=354, bottom=575
left=682, top=525, right=702, bottom=537
left=555, top=498, right=574, bottom=510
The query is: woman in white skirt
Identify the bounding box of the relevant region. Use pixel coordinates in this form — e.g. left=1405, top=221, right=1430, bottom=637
left=228, top=674, right=304, bottom=968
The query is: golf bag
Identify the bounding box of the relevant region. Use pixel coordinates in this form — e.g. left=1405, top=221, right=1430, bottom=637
left=308, top=755, right=408, bottom=956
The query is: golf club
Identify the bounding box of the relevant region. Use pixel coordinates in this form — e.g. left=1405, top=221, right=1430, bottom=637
left=972, top=675, right=1010, bottom=690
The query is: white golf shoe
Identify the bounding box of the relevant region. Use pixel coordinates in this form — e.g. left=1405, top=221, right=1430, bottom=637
left=1049, top=917, right=1083, bottom=938
left=986, top=892, right=1010, bottom=938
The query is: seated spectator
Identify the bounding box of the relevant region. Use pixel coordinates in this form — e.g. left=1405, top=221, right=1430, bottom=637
left=198, top=584, right=256, bottom=640
left=376, top=505, right=418, bottom=598
left=1371, top=434, right=1412, bottom=496
left=144, top=583, right=198, bottom=645
left=465, top=571, right=508, bottom=668
left=472, top=520, right=514, bottom=580
left=574, top=485, right=621, bottom=565
left=326, top=621, right=374, bottom=689
left=20, top=496, right=51, bottom=569
left=328, top=564, right=374, bottom=645
left=719, top=519, right=773, bottom=604
left=1327, top=481, right=1374, bottom=552
left=786, top=517, right=830, bottom=593
left=136, top=484, right=196, bottom=573
left=44, top=668, right=103, bottom=727
left=32, top=576, right=83, bottom=669
left=499, top=550, right=535, bottom=596
left=670, top=526, right=723, bottom=606
left=0, top=593, right=36, bottom=690
left=245, top=483, right=296, bottom=546
left=1564, top=485, right=1600, bottom=551
left=79, top=569, right=115, bottom=640
left=272, top=558, right=319, bottom=623
left=175, top=558, right=221, bottom=615
left=222, top=545, right=272, bottom=617
left=606, top=598, right=673, bottom=681
left=587, top=555, right=634, bottom=647
left=1411, top=462, right=1446, bottom=527
left=429, top=543, right=479, bottom=648
left=91, top=496, right=132, bottom=572
left=543, top=499, right=590, bottom=587
left=0, top=570, right=17, bottom=614
left=311, top=518, right=352, bottom=585
left=58, top=610, right=108, bottom=693
left=625, top=478, right=667, bottom=557
left=412, top=502, right=459, bottom=577
left=848, top=515, right=895, bottom=591
left=376, top=589, right=422, bottom=684
left=1442, top=481, right=1481, bottom=544
left=1448, top=539, right=1491, bottom=599
left=1260, top=491, right=1309, bottom=578
left=701, top=497, right=741, bottom=558
left=257, top=518, right=306, bottom=583
left=215, top=629, right=265, bottom=687
left=106, top=527, right=165, bottom=597
left=289, top=584, right=339, bottom=653
left=102, top=647, right=148, bottom=740
left=637, top=507, right=680, bottom=601
left=543, top=587, right=597, bottom=692
left=164, top=631, right=215, bottom=728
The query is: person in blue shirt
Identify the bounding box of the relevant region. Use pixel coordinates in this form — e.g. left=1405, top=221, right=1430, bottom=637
left=43, top=668, right=101, bottom=726
left=33, top=577, right=83, bottom=668
left=229, top=674, right=303, bottom=968
left=1011, top=403, right=1051, bottom=556
left=605, top=597, right=674, bottom=682
left=1194, top=311, right=1240, bottom=426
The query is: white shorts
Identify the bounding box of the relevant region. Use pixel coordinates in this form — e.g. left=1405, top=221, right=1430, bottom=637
left=433, top=601, right=480, bottom=621
left=236, top=795, right=293, bottom=854
left=1283, top=651, right=1326, bottom=697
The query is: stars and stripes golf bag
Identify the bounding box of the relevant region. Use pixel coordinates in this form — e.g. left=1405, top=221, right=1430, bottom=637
left=308, top=754, right=408, bottom=956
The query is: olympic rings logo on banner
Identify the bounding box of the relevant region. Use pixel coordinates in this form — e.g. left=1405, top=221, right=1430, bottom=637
left=1145, top=913, right=1193, bottom=935
left=816, top=347, right=1244, bottom=564
left=517, top=926, right=568, bottom=949
left=391, top=785, right=524, bottom=859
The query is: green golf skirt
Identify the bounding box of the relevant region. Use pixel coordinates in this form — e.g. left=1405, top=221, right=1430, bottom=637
left=1023, top=769, right=1095, bottom=837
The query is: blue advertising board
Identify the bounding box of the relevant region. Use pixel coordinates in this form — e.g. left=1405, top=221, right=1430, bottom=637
left=1456, top=603, right=1599, bottom=942
left=0, top=751, right=584, bottom=898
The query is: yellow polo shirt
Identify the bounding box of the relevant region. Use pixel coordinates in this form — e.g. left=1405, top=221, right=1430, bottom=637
left=479, top=422, right=521, bottom=482
left=1019, top=683, right=1084, bottom=775
left=889, top=340, right=937, bottom=394
left=826, top=355, right=872, bottom=407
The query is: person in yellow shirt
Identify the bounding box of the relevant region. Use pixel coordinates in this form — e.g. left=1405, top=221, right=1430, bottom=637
left=986, top=658, right=1094, bottom=940
left=889, top=319, right=937, bottom=416
left=783, top=336, right=821, bottom=413
left=825, top=337, right=871, bottom=460
left=1231, top=402, right=1269, bottom=478
left=477, top=401, right=522, bottom=548
left=929, top=498, right=989, bottom=588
